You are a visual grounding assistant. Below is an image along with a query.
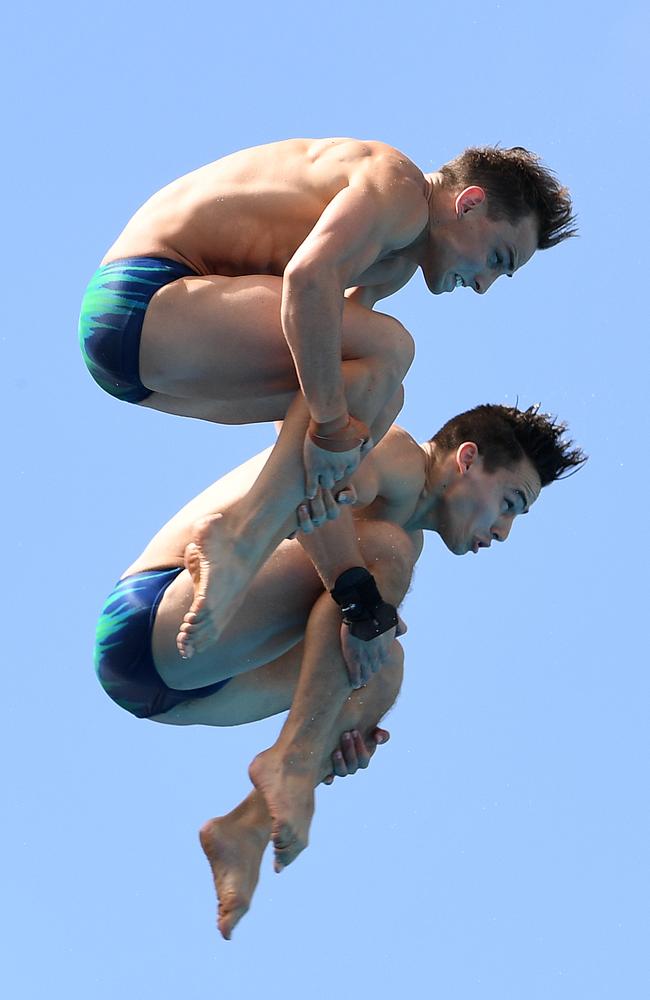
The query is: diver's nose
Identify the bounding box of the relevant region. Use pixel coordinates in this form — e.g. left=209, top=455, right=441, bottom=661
left=492, top=521, right=512, bottom=543
left=474, top=272, right=496, bottom=294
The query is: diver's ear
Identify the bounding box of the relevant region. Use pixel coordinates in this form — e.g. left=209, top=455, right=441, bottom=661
left=456, top=441, right=479, bottom=473
left=455, top=186, right=486, bottom=218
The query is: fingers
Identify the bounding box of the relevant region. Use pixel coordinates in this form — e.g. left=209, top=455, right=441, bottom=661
left=329, top=732, right=363, bottom=780
left=318, top=470, right=337, bottom=492
left=296, top=490, right=336, bottom=534
left=336, top=485, right=357, bottom=506
left=308, top=491, right=327, bottom=523
left=323, top=728, right=389, bottom=784
left=321, top=488, right=340, bottom=522
left=341, top=626, right=394, bottom=689
left=360, top=435, right=374, bottom=457
left=296, top=503, right=313, bottom=535
left=304, top=435, right=366, bottom=497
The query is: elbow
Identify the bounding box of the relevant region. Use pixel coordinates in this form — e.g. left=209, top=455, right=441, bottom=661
left=284, top=257, right=341, bottom=295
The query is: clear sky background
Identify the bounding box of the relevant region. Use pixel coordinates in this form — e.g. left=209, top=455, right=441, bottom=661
left=3, top=1, right=649, bottom=997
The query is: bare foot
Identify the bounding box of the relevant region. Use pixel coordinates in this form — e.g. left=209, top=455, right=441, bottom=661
left=177, top=514, right=254, bottom=658
left=199, top=815, right=268, bottom=940
left=249, top=748, right=316, bottom=872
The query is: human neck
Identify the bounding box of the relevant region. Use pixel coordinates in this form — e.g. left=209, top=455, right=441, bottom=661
left=424, top=172, right=454, bottom=224
left=404, top=442, right=451, bottom=532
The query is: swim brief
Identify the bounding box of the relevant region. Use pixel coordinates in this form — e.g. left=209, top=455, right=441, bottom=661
left=94, top=567, right=231, bottom=719
left=78, top=256, right=197, bottom=403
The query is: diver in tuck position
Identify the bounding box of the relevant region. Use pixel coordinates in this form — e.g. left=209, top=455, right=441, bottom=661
left=79, top=138, right=577, bottom=660
left=93, top=397, right=584, bottom=938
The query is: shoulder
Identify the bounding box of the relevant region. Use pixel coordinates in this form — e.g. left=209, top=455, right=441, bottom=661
left=351, top=141, right=427, bottom=204
left=336, top=138, right=422, bottom=177
left=376, top=424, right=421, bottom=460
left=315, top=138, right=427, bottom=210
left=373, top=426, right=425, bottom=492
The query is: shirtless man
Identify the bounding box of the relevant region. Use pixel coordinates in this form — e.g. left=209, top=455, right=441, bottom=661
left=93, top=399, right=584, bottom=938
left=80, top=139, right=576, bottom=654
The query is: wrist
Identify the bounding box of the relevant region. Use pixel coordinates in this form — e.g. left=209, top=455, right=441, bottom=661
left=308, top=414, right=370, bottom=454
left=330, top=567, right=398, bottom=641
left=310, top=411, right=350, bottom=436
left=331, top=567, right=378, bottom=611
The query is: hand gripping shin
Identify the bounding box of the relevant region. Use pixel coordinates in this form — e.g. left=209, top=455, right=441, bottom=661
left=330, top=566, right=398, bottom=641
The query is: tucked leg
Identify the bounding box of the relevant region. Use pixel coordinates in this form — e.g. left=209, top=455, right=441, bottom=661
left=248, top=522, right=415, bottom=869
left=196, top=644, right=404, bottom=939
left=139, top=273, right=413, bottom=415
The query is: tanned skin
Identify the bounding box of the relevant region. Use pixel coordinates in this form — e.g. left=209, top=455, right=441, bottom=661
left=116, top=403, right=541, bottom=938
left=96, top=138, right=538, bottom=663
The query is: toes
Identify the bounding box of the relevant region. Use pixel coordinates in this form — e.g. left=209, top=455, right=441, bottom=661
left=177, top=615, right=216, bottom=656
left=273, top=839, right=305, bottom=871
left=184, top=542, right=202, bottom=578
left=272, top=821, right=307, bottom=870
left=176, top=621, right=197, bottom=658
left=271, top=821, right=294, bottom=852
left=218, top=899, right=248, bottom=940
left=184, top=602, right=207, bottom=626
left=186, top=623, right=210, bottom=654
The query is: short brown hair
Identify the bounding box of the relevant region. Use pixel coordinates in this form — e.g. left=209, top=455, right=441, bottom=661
left=441, top=146, right=577, bottom=250
left=431, top=403, right=586, bottom=487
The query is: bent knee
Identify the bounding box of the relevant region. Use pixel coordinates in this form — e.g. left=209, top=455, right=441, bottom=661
left=344, top=306, right=415, bottom=375
left=373, top=314, right=415, bottom=377
left=358, top=522, right=416, bottom=603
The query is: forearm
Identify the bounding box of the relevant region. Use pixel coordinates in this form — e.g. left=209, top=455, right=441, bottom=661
left=297, top=507, right=365, bottom=591
left=281, top=272, right=348, bottom=424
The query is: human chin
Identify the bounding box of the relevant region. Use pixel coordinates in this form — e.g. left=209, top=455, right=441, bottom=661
left=441, top=530, right=468, bottom=556
left=422, top=257, right=450, bottom=294
left=423, top=268, right=446, bottom=294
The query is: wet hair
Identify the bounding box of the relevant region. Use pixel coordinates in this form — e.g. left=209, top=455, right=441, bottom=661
left=430, top=403, right=586, bottom=487
left=441, top=146, right=577, bottom=249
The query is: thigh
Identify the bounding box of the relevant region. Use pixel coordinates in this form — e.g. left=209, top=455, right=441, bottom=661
left=150, top=643, right=304, bottom=727
left=138, top=387, right=298, bottom=425
left=151, top=538, right=326, bottom=690
left=139, top=274, right=298, bottom=400
left=138, top=273, right=406, bottom=404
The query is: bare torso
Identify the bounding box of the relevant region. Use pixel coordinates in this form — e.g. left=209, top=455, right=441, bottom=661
left=102, top=138, right=429, bottom=292
left=124, top=425, right=426, bottom=577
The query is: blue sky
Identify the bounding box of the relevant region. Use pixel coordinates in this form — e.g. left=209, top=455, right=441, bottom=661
left=4, top=1, right=649, bottom=997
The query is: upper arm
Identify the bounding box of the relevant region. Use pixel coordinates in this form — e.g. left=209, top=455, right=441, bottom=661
left=287, top=172, right=426, bottom=289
